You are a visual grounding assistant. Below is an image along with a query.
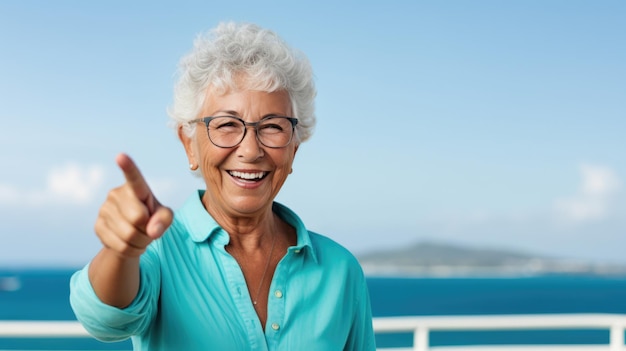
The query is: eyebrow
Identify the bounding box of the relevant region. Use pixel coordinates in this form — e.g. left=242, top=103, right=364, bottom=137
left=210, top=111, right=287, bottom=118
left=211, top=110, right=240, bottom=116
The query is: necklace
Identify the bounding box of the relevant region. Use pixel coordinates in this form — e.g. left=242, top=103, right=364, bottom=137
left=252, top=233, right=277, bottom=306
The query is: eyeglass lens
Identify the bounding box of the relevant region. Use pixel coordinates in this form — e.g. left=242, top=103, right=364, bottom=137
left=207, top=116, right=294, bottom=148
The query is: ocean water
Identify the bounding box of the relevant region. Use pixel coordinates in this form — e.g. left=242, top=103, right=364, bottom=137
left=2, top=268, right=626, bottom=349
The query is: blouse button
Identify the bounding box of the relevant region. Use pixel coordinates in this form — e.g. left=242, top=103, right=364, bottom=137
left=271, top=323, right=280, bottom=331
left=274, top=290, right=283, bottom=298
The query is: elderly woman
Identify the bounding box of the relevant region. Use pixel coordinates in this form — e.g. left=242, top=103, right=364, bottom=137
left=70, top=22, right=376, bottom=350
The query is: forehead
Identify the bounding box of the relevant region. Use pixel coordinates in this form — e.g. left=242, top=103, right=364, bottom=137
left=202, top=87, right=292, bottom=116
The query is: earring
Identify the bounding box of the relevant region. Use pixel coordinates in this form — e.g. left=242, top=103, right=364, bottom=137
left=189, top=164, right=198, bottom=170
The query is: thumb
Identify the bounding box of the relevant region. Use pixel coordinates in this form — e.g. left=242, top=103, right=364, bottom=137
left=146, top=206, right=174, bottom=239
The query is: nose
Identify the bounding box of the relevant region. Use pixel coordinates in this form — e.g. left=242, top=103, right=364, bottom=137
left=236, top=126, right=264, bottom=161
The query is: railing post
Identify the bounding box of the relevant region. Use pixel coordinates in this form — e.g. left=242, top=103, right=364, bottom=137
left=609, top=322, right=624, bottom=351
left=414, top=326, right=429, bottom=351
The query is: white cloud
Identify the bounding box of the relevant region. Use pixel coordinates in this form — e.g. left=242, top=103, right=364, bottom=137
left=47, top=163, right=104, bottom=203
left=554, top=164, right=622, bottom=223
left=0, top=162, right=105, bottom=207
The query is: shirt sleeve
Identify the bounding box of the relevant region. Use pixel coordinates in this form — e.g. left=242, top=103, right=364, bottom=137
left=69, top=246, right=162, bottom=342
left=344, top=272, right=377, bottom=351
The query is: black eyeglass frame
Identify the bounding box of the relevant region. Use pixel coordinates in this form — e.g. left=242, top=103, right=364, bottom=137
left=188, top=115, right=299, bottom=149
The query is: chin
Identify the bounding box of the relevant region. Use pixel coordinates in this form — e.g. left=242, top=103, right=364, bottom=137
left=227, top=197, right=273, bottom=215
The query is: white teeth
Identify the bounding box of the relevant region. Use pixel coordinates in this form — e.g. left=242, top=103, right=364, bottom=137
left=229, top=171, right=266, bottom=180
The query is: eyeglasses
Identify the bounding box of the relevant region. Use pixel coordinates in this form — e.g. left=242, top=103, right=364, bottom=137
left=188, top=115, right=298, bottom=148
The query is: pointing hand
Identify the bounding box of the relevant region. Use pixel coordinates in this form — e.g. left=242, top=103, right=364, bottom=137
left=94, top=153, right=173, bottom=258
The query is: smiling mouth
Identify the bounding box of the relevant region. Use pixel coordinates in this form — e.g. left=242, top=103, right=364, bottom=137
left=228, top=170, right=269, bottom=181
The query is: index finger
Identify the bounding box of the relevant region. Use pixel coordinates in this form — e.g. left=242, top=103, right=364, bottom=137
left=115, top=153, right=151, bottom=203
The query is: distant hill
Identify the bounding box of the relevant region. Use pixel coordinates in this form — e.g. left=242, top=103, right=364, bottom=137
left=357, top=241, right=626, bottom=277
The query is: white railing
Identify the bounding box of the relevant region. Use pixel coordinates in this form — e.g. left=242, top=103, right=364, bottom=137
left=0, top=320, right=87, bottom=338
left=1, top=314, right=626, bottom=350
left=374, top=314, right=626, bottom=351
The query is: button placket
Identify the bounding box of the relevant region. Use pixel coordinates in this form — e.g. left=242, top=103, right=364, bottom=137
left=265, top=252, right=292, bottom=347
left=218, top=240, right=267, bottom=349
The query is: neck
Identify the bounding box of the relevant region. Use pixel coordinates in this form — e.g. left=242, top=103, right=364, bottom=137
left=202, top=191, right=278, bottom=243
left=202, top=198, right=280, bottom=252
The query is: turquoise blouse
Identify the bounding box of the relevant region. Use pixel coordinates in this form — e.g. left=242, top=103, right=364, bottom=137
left=70, top=190, right=376, bottom=350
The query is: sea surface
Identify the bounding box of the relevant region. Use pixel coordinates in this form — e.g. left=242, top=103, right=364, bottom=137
left=1, top=268, right=626, bottom=349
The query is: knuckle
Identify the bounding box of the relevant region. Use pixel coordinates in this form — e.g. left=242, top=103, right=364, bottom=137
left=94, top=217, right=106, bottom=239
left=125, top=206, right=149, bottom=227
left=117, top=224, right=140, bottom=242
left=106, top=186, right=125, bottom=202
left=105, top=187, right=149, bottom=226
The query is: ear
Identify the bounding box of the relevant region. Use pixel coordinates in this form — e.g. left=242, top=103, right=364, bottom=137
left=178, top=125, right=197, bottom=167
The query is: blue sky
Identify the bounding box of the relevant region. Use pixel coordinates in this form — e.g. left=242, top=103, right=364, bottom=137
left=1, top=1, right=624, bottom=267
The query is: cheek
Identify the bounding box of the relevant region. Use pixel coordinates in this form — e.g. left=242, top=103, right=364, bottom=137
left=275, top=155, right=296, bottom=181
left=200, top=148, right=231, bottom=176
left=276, top=150, right=296, bottom=169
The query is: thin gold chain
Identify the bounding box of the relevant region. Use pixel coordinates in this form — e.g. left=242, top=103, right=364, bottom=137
left=253, top=233, right=277, bottom=306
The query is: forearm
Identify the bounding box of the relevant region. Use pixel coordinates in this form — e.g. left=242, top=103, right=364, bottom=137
left=88, top=247, right=141, bottom=308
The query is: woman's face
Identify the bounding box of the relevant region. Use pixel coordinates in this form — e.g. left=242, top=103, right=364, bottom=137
left=180, top=88, right=298, bottom=218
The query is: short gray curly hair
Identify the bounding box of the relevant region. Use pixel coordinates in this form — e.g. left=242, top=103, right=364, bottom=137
left=169, top=22, right=316, bottom=143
